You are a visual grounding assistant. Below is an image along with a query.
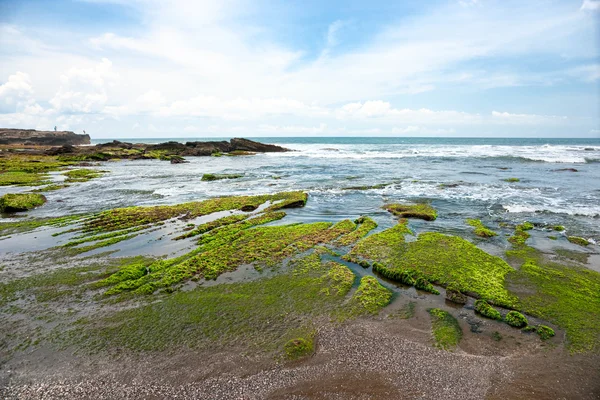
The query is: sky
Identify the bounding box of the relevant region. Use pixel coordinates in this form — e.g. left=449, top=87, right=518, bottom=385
left=0, top=0, right=599, bottom=138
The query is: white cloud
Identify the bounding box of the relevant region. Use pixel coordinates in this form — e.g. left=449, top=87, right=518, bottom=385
left=580, top=0, right=600, bottom=11
left=49, top=58, right=116, bottom=113
left=491, top=111, right=568, bottom=124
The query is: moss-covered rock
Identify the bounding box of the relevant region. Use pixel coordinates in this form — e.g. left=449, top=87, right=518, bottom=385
left=536, top=325, right=555, bottom=340
left=505, top=311, right=528, bottom=328
left=474, top=299, right=502, bottom=320
left=428, top=308, right=462, bottom=350
left=351, top=276, right=392, bottom=314
left=384, top=203, right=437, bottom=221
left=504, top=177, right=520, bottom=183
left=466, top=219, right=497, bottom=238
left=508, top=222, right=534, bottom=245
left=353, top=230, right=517, bottom=308
left=284, top=337, right=314, bottom=360
left=201, top=173, right=243, bottom=181
left=445, top=282, right=467, bottom=304
left=567, top=236, right=589, bottom=247
left=0, top=193, right=47, bottom=212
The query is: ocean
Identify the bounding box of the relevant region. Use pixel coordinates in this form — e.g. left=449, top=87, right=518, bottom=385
left=3, top=137, right=600, bottom=257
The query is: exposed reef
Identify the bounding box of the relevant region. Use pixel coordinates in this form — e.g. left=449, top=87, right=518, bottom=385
left=384, top=203, right=437, bottom=221
left=0, top=193, right=47, bottom=212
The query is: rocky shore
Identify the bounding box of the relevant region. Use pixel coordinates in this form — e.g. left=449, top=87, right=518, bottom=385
left=0, top=129, right=90, bottom=146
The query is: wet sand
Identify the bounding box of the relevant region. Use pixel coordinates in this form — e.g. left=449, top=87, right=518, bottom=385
left=2, top=304, right=599, bottom=400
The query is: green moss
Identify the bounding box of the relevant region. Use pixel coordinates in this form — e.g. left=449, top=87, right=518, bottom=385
left=552, top=225, right=565, bottom=231
left=62, top=254, right=362, bottom=353
left=506, top=248, right=600, bottom=352
left=466, top=219, right=497, bottom=238
left=320, top=262, right=355, bottom=296
left=0, top=214, right=86, bottom=237
left=31, top=184, right=70, bottom=192
left=98, top=215, right=354, bottom=295
left=428, top=308, right=462, bottom=350
left=341, top=183, right=390, bottom=190
left=352, top=229, right=517, bottom=308
left=83, top=192, right=307, bottom=233
left=445, top=282, right=467, bottom=304
left=63, top=169, right=105, bottom=183
left=284, top=337, right=314, bottom=360
left=474, top=299, right=502, bottom=320
left=385, top=203, right=437, bottom=221
left=388, top=301, right=416, bottom=319
left=349, top=276, right=392, bottom=314
left=535, top=325, right=555, bottom=340
left=334, top=216, right=377, bottom=246
left=0, top=154, right=76, bottom=186
left=173, top=214, right=250, bottom=240
left=0, top=193, right=46, bottom=212
left=201, top=173, right=243, bottom=181
left=505, top=311, right=528, bottom=328
left=504, top=177, right=520, bottom=183
left=567, top=236, right=589, bottom=247
left=555, top=248, right=589, bottom=264
left=226, top=150, right=256, bottom=156
left=508, top=222, right=534, bottom=245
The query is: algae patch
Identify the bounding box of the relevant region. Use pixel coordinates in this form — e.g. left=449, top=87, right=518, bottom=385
left=428, top=308, right=462, bottom=350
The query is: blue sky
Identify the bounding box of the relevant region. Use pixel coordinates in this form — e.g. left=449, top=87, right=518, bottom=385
left=0, top=0, right=599, bottom=138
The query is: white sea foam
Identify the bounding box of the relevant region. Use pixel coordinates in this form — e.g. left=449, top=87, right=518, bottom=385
left=267, top=143, right=600, bottom=163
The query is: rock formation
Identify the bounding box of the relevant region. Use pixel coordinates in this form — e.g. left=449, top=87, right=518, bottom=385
left=0, top=129, right=91, bottom=146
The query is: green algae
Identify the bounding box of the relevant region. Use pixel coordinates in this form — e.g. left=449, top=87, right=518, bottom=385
left=63, top=253, right=360, bottom=354
left=349, top=276, right=392, bottom=314
left=0, top=154, right=77, bottom=186
left=428, top=308, right=462, bottom=350
left=385, top=203, right=437, bottom=221
left=284, top=337, right=314, bottom=360
left=555, top=248, right=590, bottom=264
left=466, top=219, right=497, bottom=238
left=504, top=177, right=520, bottom=183
left=320, top=262, right=355, bottom=296
left=552, top=225, right=565, bottom=231
left=567, top=236, right=589, bottom=247
left=507, top=247, right=600, bottom=352
left=63, top=169, right=105, bottom=183
left=474, top=299, right=502, bottom=320
left=535, top=325, right=555, bottom=340
left=201, top=173, right=243, bottom=181
left=334, top=216, right=377, bottom=246
left=173, top=214, right=250, bottom=240
left=98, top=216, right=354, bottom=295
left=351, top=228, right=518, bottom=308
left=505, top=311, right=528, bottom=328
left=31, top=184, right=70, bottom=192
left=508, top=222, right=533, bottom=245
left=0, top=193, right=46, bottom=212
left=83, top=191, right=307, bottom=234
left=0, top=215, right=86, bottom=237
left=341, top=183, right=390, bottom=191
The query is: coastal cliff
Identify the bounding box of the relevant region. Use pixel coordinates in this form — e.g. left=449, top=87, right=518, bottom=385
left=0, top=129, right=91, bottom=146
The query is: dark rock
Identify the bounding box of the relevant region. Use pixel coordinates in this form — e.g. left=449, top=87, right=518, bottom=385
left=96, top=140, right=134, bottom=149
left=0, top=128, right=90, bottom=145
left=170, top=156, right=188, bottom=164
left=230, top=138, right=289, bottom=153
left=553, top=168, right=578, bottom=172
left=445, top=287, right=468, bottom=305
left=46, top=145, right=76, bottom=155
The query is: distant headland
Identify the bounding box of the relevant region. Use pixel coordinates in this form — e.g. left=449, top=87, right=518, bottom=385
left=0, top=128, right=91, bottom=146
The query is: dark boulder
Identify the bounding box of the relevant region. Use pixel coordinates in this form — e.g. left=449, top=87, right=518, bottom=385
left=230, top=138, right=289, bottom=153
left=46, top=144, right=76, bottom=155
